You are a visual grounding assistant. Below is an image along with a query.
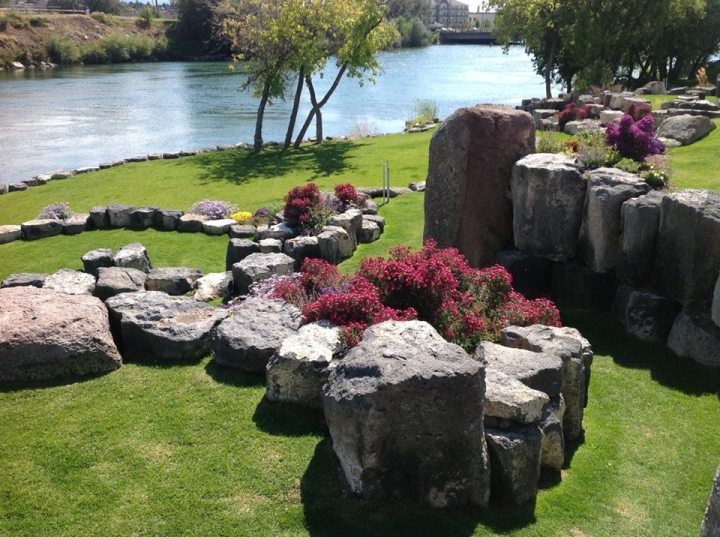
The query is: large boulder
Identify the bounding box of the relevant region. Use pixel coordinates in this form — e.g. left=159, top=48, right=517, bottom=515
left=259, top=238, right=282, bottom=254
left=656, top=114, right=716, bottom=146
left=512, top=154, right=587, bottom=262
left=113, top=243, right=151, bottom=273
left=328, top=209, right=363, bottom=251
left=44, top=269, right=96, bottom=295
left=128, top=207, right=157, bottom=230
left=266, top=322, right=343, bottom=408
left=424, top=105, right=535, bottom=267
left=578, top=168, right=651, bottom=273
left=358, top=219, right=381, bottom=244
left=232, top=253, right=295, bottom=296
left=317, top=226, right=354, bottom=265
left=194, top=272, right=233, bottom=302
left=485, top=426, right=542, bottom=505
left=155, top=209, right=183, bottom=231
left=177, top=213, right=207, bottom=233
left=538, top=396, right=565, bottom=472
left=483, top=369, right=549, bottom=425
left=95, top=267, right=147, bottom=300
left=501, top=325, right=593, bottom=442
left=88, top=207, right=110, bottom=230
left=667, top=312, right=720, bottom=368
left=213, top=298, right=302, bottom=372
left=225, top=238, right=261, bottom=271
left=81, top=248, right=114, bottom=278
left=0, top=225, right=22, bottom=245
left=229, top=224, right=257, bottom=240
left=106, top=291, right=227, bottom=361
left=145, top=267, right=203, bottom=296
left=613, top=286, right=681, bottom=344
left=283, top=235, right=320, bottom=266
left=203, top=219, right=236, bottom=236
left=619, top=192, right=665, bottom=286
left=1, top=273, right=47, bottom=289
left=478, top=341, right=562, bottom=397
left=700, top=466, right=720, bottom=537
left=322, top=320, right=491, bottom=507
left=563, top=119, right=602, bottom=136
left=0, top=286, right=122, bottom=382
left=107, top=204, right=133, bottom=228
left=21, top=219, right=62, bottom=240
left=653, top=190, right=720, bottom=319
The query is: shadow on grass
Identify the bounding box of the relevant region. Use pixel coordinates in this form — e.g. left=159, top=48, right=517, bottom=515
left=300, top=439, right=536, bottom=537
left=204, top=360, right=265, bottom=388
left=0, top=370, right=111, bottom=393
left=252, top=397, right=326, bottom=437
left=196, top=141, right=357, bottom=185
left=563, top=309, right=720, bottom=398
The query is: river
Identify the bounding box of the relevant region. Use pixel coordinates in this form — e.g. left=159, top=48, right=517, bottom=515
left=0, top=45, right=552, bottom=184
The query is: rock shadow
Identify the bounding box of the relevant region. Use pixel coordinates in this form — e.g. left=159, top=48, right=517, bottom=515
left=197, top=140, right=357, bottom=186
left=300, top=439, right=536, bottom=537
left=204, top=359, right=265, bottom=388
left=563, top=309, right=720, bottom=398
left=0, top=370, right=112, bottom=393
left=252, top=397, right=326, bottom=437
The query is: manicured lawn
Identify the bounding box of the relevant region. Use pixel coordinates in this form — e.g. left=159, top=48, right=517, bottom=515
left=1, top=127, right=720, bottom=536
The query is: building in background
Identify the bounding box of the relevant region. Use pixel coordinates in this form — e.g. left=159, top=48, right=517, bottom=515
left=426, top=0, right=469, bottom=29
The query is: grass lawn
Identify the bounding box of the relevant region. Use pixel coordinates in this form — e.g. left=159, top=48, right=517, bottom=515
left=1, top=128, right=720, bottom=536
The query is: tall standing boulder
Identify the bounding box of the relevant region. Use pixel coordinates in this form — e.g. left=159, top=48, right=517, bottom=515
left=322, top=320, right=491, bottom=508
left=511, top=154, right=586, bottom=262
left=424, top=105, right=535, bottom=267
left=0, top=286, right=122, bottom=382
left=619, top=192, right=665, bottom=286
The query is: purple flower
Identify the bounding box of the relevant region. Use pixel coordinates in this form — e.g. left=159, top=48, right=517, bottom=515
left=188, top=199, right=236, bottom=220
left=606, top=114, right=665, bottom=162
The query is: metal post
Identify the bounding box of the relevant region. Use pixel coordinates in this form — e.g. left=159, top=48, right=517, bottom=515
left=382, top=161, right=390, bottom=205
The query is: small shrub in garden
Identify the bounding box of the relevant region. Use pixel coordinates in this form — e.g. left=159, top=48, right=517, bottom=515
left=576, top=131, right=613, bottom=168
left=283, top=183, right=321, bottom=229
left=624, top=102, right=652, bottom=121
left=535, top=132, right=565, bottom=154
left=643, top=169, right=670, bottom=189
left=606, top=115, right=665, bottom=162
left=230, top=211, right=253, bottom=224
left=614, top=158, right=643, bottom=174
left=188, top=199, right=236, bottom=220
left=253, top=207, right=273, bottom=225
left=37, top=202, right=72, bottom=220
left=334, top=183, right=359, bottom=208
left=558, top=103, right=592, bottom=127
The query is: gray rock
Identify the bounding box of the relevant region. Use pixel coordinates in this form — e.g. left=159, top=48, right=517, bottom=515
left=128, top=207, right=157, bottom=229
left=550, top=260, right=617, bottom=311
left=653, top=190, right=720, bottom=318
left=532, top=109, right=557, bottom=129
left=486, top=426, right=542, bottom=505
left=362, top=199, right=379, bottom=214
left=81, top=248, right=114, bottom=277
left=608, top=93, right=649, bottom=111
left=637, top=80, right=666, bottom=95
left=203, top=219, right=236, bottom=235
left=88, top=207, right=110, bottom=229
left=145, top=267, right=203, bottom=295
left=113, top=242, right=151, bottom=273
left=213, top=298, right=302, bottom=372
left=613, top=286, right=681, bottom=344
left=478, top=341, right=562, bottom=397
left=700, top=466, right=720, bottom=537
left=713, top=275, right=720, bottom=329
left=0, top=225, right=22, bottom=244
left=408, top=181, right=427, bottom=192
left=257, top=223, right=295, bottom=241
left=259, top=238, right=282, bottom=254
left=266, top=322, right=342, bottom=408
left=1, top=273, right=47, bottom=288
left=0, top=287, right=122, bottom=382
left=317, top=225, right=354, bottom=265
left=322, top=320, right=491, bottom=507
left=62, top=213, right=89, bottom=235
left=107, top=204, right=133, bottom=228
left=232, top=252, right=295, bottom=296
left=512, top=154, right=586, bottom=262
left=155, top=209, right=183, bottom=231
left=226, top=238, right=261, bottom=271
left=599, top=110, right=625, bottom=125
left=424, top=105, right=534, bottom=267
left=656, top=114, right=716, bottom=145
left=8, top=183, right=28, bottom=192
left=106, top=291, right=227, bottom=362
left=283, top=235, right=320, bottom=266
left=193, top=272, right=233, bottom=301
left=95, top=267, right=147, bottom=300
left=495, top=249, right=551, bottom=299
left=667, top=312, right=720, bottom=368
left=539, top=396, right=565, bottom=472
left=501, top=325, right=593, bottom=442
left=579, top=168, right=651, bottom=273
left=177, top=213, right=207, bottom=232
left=661, top=99, right=720, bottom=112
left=0, top=184, right=7, bottom=195
left=563, top=119, right=603, bottom=136
left=358, top=219, right=380, bottom=244
left=74, top=166, right=100, bottom=174
left=44, top=269, right=96, bottom=295
left=125, top=155, right=148, bottom=163
left=328, top=209, right=363, bottom=250
left=229, top=224, right=257, bottom=239
left=619, top=192, right=665, bottom=286
left=484, top=369, right=550, bottom=425
left=21, top=219, right=62, bottom=240
left=362, top=214, right=385, bottom=233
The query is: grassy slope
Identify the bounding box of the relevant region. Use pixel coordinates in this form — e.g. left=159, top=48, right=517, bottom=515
left=1, top=128, right=720, bottom=536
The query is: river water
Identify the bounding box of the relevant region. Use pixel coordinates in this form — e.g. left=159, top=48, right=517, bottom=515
left=0, top=45, right=551, bottom=184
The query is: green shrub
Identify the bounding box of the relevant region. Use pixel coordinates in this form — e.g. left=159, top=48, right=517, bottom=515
left=90, top=11, right=116, bottom=25
left=643, top=169, right=670, bottom=189
left=408, top=99, right=437, bottom=126
left=136, top=5, right=157, bottom=29
left=614, top=157, right=643, bottom=174
left=576, top=131, right=613, bottom=168
left=28, top=16, right=48, bottom=27
left=45, top=34, right=81, bottom=64
left=394, top=16, right=434, bottom=48
left=80, top=33, right=165, bottom=63
left=0, top=10, right=27, bottom=31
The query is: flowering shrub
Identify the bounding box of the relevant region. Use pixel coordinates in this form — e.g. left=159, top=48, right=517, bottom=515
left=37, top=202, right=72, bottom=220
left=188, top=199, right=236, bottom=220
left=624, top=102, right=652, bottom=121
left=606, top=115, right=665, bottom=162
left=284, top=183, right=321, bottom=228
left=558, top=103, right=592, bottom=127
left=230, top=211, right=254, bottom=224
left=334, top=183, right=359, bottom=206
left=267, top=241, right=561, bottom=350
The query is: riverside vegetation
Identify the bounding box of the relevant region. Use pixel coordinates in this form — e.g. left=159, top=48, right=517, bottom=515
left=1, top=121, right=720, bottom=535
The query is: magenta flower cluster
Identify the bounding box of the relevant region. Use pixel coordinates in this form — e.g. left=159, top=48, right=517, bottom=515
left=606, top=115, right=665, bottom=162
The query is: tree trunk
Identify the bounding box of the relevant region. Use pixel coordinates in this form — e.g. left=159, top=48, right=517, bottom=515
left=254, top=81, right=271, bottom=152
left=283, top=65, right=305, bottom=150
left=545, top=40, right=556, bottom=99
left=294, top=63, right=349, bottom=148
left=305, top=77, right=322, bottom=143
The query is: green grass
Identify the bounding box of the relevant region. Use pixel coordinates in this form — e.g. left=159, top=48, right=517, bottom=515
left=1, top=128, right=720, bottom=536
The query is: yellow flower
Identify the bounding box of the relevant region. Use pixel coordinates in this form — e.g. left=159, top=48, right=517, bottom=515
left=230, top=211, right=254, bottom=224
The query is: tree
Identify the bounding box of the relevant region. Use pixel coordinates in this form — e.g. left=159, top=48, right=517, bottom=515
left=384, top=0, right=431, bottom=20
